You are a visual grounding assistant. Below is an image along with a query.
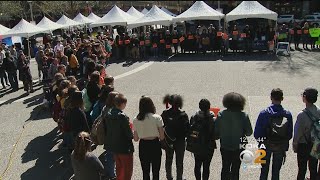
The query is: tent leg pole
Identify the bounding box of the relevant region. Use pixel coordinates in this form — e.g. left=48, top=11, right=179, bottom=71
left=28, top=36, right=31, bottom=59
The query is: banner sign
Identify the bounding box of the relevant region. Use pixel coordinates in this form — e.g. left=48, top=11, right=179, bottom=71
left=309, top=28, right=320, bottom=38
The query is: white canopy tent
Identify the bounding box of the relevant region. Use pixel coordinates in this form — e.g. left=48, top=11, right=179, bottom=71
left=56, top=15, right=82, bottom=29
left=2, top=19, right=47, bottom=57
left=87, top=12, right=101, bottom=22
left=0, top=24, right=10, bottom=35
left=127, top=6, right=144, bottom=19
left=73, top=13, right=94, bottom=24
left=91, top=5, right=136, bottom=27
left=161, top=7, right=177, bottom=17
left=172, top=1, right=224, bottom=22
left=36, top=16, right=63, bottom=33
left=2, top=19, right=46, bottom=38
left=225, top=1, right=278, bottom=22
left=128, top=5, right=173, bottom=29
left=141, top=8, right=149, bottom=15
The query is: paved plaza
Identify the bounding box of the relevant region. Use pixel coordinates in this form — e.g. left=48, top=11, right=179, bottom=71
left=1, top=49, right=320, bottom=180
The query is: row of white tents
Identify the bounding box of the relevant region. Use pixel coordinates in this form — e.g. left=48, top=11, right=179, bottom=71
left=0, top=1, right=278, bottom=39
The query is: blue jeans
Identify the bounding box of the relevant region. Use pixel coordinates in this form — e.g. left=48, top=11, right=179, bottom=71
left=104, top=150, right=116, bottom=178
left=260, top=150, right=286, bottom=180
left=62, top=132, right=73, bottom=148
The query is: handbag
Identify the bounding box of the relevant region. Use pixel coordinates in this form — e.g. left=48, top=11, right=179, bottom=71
left=161, top=126, right=176, bottom=150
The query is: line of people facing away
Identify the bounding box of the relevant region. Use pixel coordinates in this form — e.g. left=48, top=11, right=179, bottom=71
left=54, top=82, right=320, bottom=180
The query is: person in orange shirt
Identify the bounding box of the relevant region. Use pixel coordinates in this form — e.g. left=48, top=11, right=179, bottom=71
left=67, top=49, right=79, bottom=77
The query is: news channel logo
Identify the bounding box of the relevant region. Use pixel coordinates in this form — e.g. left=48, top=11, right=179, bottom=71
left=240, top=148, right=266, bottom=171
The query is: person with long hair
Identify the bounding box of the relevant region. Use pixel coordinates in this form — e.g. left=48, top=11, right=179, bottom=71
left=215, top=92, right=253, bottom=180
left=190, top=99, right=216, bottom=180
left=133, top=96, right=165, bottom=180
left=65, top=91, right=90, bottom=140
left=161, top=94, right=190, bottom=180
left=71, top=131, right=104, bottom=180
left=17, top=52, right=33, bottom=94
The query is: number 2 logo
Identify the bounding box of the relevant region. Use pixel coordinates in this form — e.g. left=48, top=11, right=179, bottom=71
left=254, top=149, right=266, bottom=164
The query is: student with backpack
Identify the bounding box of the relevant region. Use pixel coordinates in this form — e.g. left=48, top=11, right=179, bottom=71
left=133, top=96, right=165, bottom=180
left=293, top=88, right=320, bottom=180
left=215, top=92, right=253, bottom=180
left=105, top=93, right=134, bottom=180
left=186, top=99, right=216, bottom=180
left=254, top=88, right=293, bottom=180
left=161, top=94, right=190, bottom=180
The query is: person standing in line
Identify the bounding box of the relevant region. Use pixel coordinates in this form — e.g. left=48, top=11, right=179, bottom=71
left=71, top=131, right=105, bottom=180
left=161, top=94, right=190, bottom=180
left=293, top=88, right=320, bottom=180
left=215, top=92, right=253, bottom=180
left=189, top=99, right=216, bottom=180
left=102, top=91, right=120, bottom=180
left=17, top=53, right=33, bottom=94
left=48, top=58, right=59, bottom=80
left=105, top=93, right=134, bottom=180
left=4, top=52, right=19, bottom=91
left=0, top=46, right=9, bottom=89
left=133, top=96, right=165, bottom=180
left=243, top=25, right=253, bottom=54
left=66, top=91, right=90, bottom=141
left=293, top=22, right=302, bottom=50
left=301, top=22, right=310, bottom=50
left=67, top=49, right=79, bottom=77
left=254, top=88, right=293, bottom=180
left=35, top=49, right=44, bottom=82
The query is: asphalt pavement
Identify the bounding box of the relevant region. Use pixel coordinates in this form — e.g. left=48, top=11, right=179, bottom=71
left=0, top=49, right=320, bottom=180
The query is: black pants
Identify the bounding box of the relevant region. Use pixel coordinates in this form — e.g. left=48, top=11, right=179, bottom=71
left=0, top=70, right=9, bottom=87
left=220, top=148, right=242, bottom=180
left=297, top=143, right=318, bottom=180
left=7, top=71, right=18, bottom=90
left=194, top=150, right=214, bottom=180
left=165, top=139, right=185, bottom=180
left=139, top=139, right=162, bottom=180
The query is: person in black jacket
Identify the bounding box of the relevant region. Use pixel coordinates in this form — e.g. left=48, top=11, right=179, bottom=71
left=189, top=99, right=216, bottom=180
left=130, top=34, right=140, bottom=61
left=4, top=52, right=18, bottom=91
left=65, top=91, right=89, bottom=142
left=86, top=71, right=101, bottom=128
left=161, top=94, right=190, bottom=180
left=243, top=25, right=253, bottom=54
left=17, top=53, right=33, bottom=94
left=105, top=93, right=134, bottom=180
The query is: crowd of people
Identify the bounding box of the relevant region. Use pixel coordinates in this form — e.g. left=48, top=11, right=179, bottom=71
left=278, top=22, right=320, bottom=51
left=46, top=49, right=320, bottom=180
left=1, top=21, right=320, bottom=92
left=0, top=22, right=319, bottom=180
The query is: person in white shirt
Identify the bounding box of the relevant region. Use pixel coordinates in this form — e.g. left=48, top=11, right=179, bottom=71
left=133, top=96, right=165, bottom=180
left=54, top=40, right=64, bottom=56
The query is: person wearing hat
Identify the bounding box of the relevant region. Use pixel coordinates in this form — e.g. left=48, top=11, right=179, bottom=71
left=293, top=88, right=320, bottom=180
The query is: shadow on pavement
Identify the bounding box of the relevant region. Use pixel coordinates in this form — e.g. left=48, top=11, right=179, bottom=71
left=20, top=127, right=74, bottom=180
left=0, top=93, right=29, bottom=107
left=257, top=51, right=320, bottom=76
left=165, top=51, right=280, bottom=62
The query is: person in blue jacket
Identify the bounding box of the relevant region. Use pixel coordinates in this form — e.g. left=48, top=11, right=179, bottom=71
left=254, top=88, right=293, bottom=180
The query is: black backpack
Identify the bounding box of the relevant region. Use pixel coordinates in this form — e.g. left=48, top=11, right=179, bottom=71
left=161, top=110, right=186, bottom=150
left=265, top=112, right=289, bottom=152
left=186, top=114, right=211, bottom=157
